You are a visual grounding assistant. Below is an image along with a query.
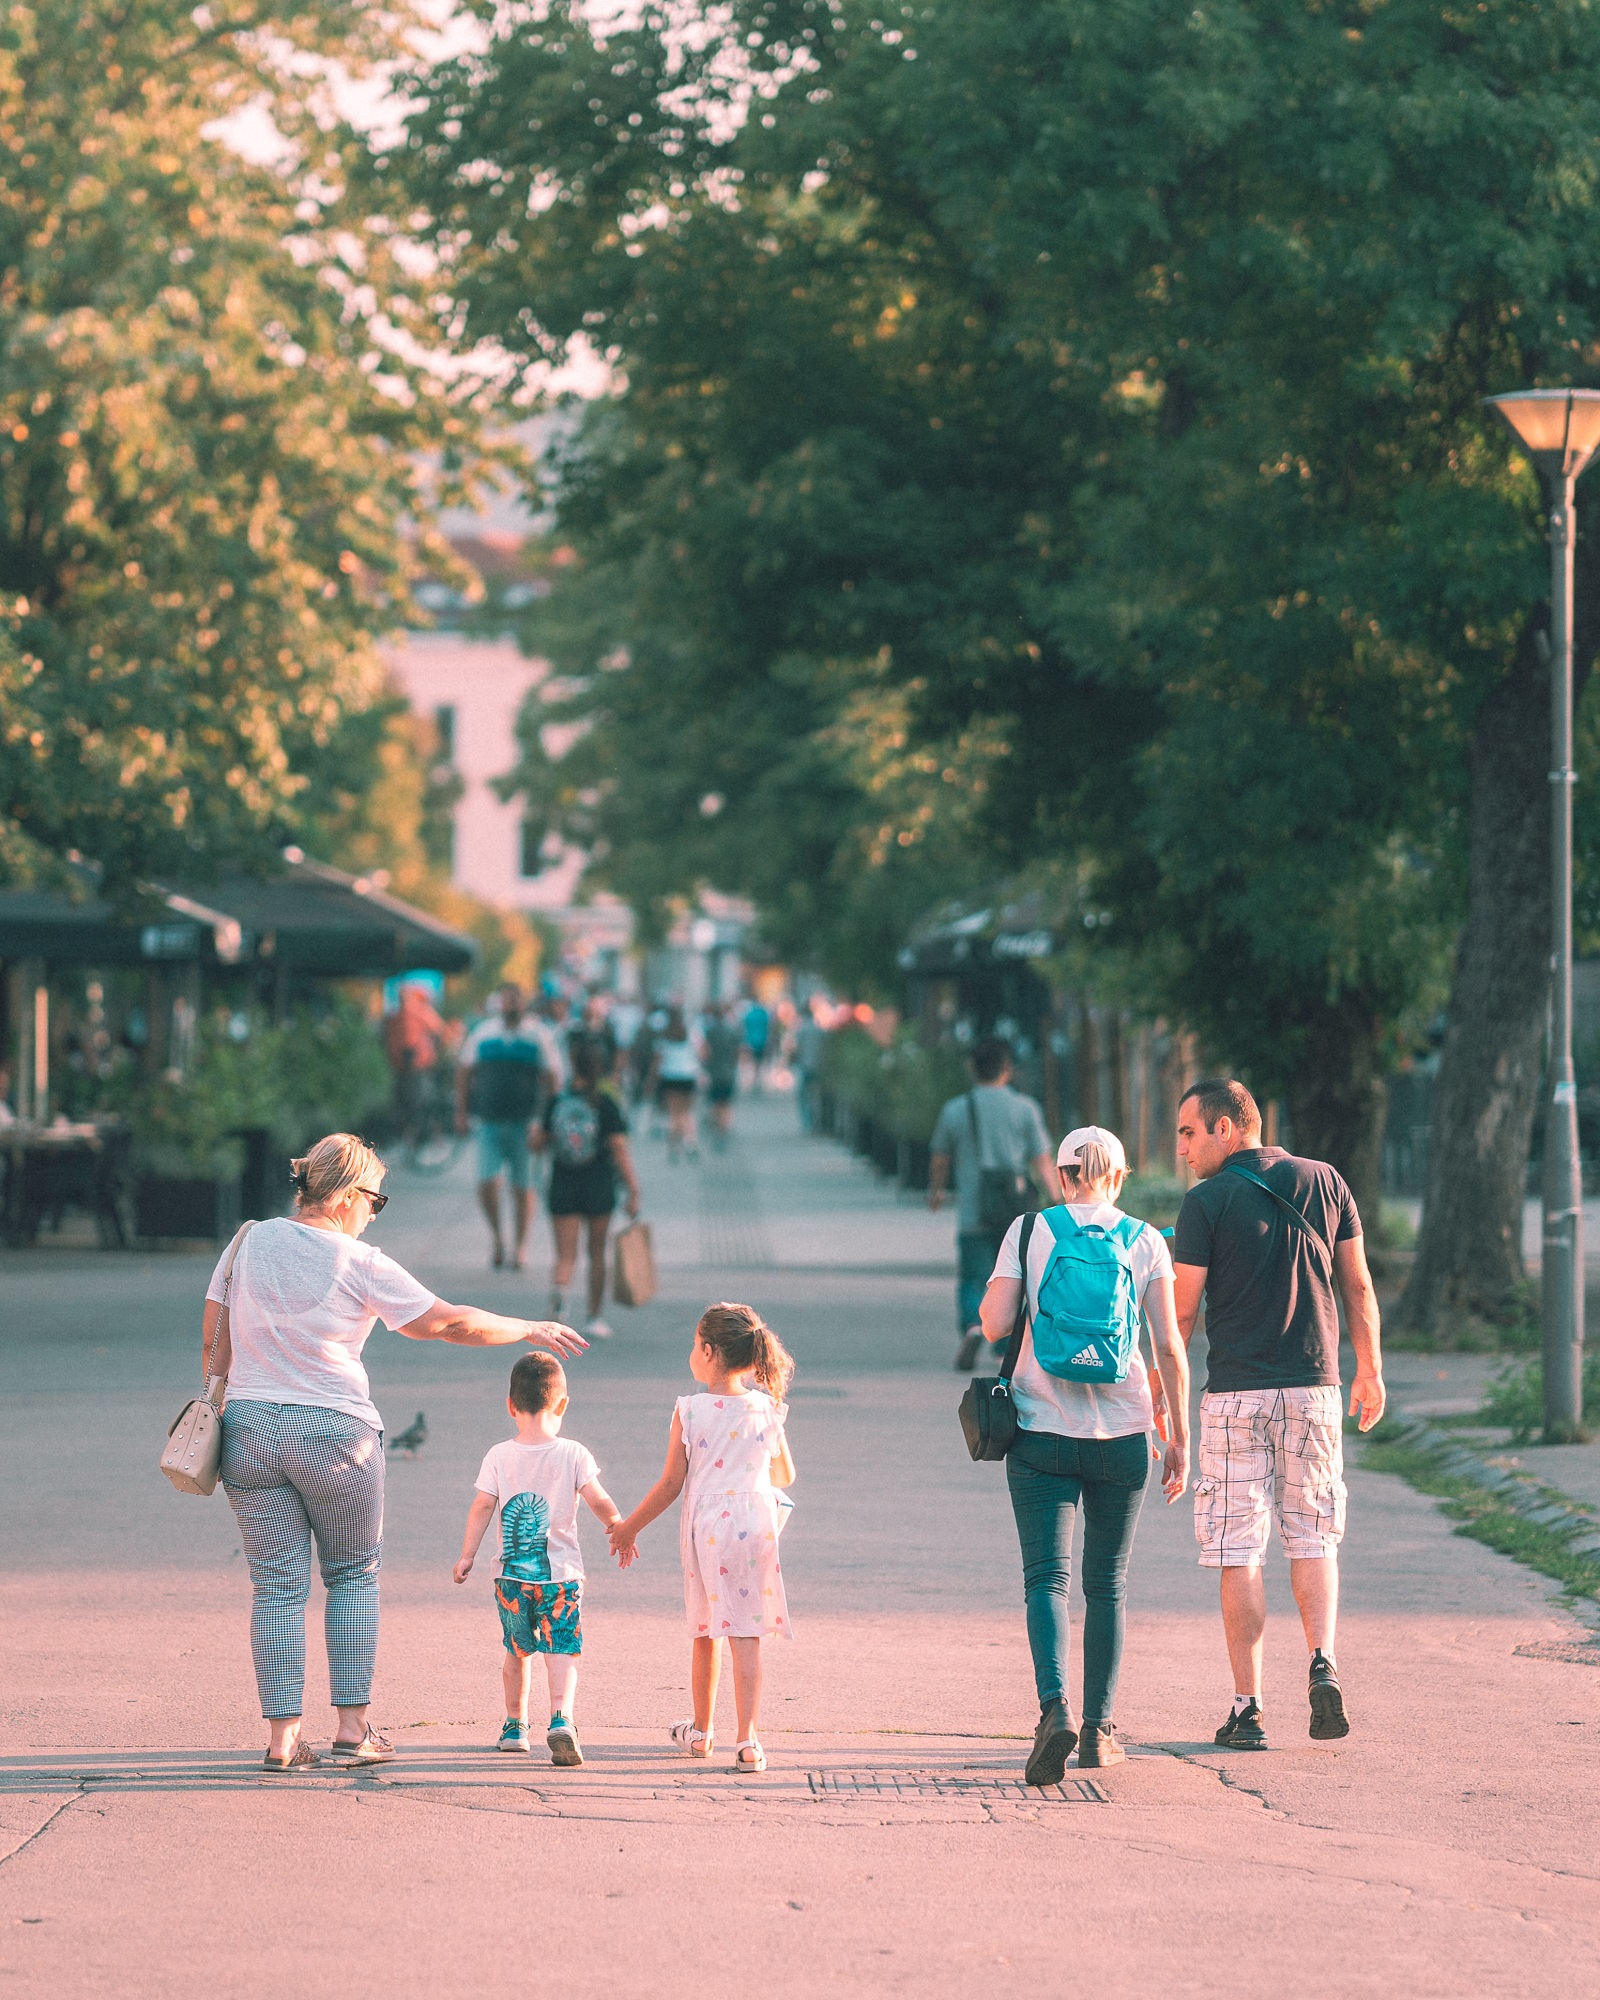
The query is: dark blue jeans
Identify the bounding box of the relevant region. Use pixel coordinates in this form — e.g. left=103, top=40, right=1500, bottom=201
left=957, top=1228, right=1005, bottom=1331
left=1006, top=1428, right=1149, bottom=1724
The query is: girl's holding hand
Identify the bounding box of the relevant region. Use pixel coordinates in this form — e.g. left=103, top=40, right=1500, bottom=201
left=608, top=1303, right=795, bottom=1772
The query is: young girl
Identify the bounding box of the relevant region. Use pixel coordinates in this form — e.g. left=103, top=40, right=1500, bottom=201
left=609, top=1303, right=795, bottom=1771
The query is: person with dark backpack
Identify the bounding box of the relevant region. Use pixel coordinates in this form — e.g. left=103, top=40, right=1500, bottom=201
left=928, top=1037, right=1058, bottom=1372
left=978, top=1126, right=1191, bottom=1784
left=535, top=1043, right=642, bottom=1341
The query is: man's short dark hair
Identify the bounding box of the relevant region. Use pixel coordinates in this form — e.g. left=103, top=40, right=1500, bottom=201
left=972, top=1036, right=1013, bottom=1083
left=509, top=1352, right=565, bottom=1414
left=1180, top=1077, right=1262, bottom=1136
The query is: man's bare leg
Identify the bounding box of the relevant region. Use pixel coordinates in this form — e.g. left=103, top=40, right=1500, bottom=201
left=1220, top=1563, right=1267, bottom=1699
left=1289, top=1554, right=1338, bottom=1656
left=510, top=1186, right=533, bottom=1268
left=476, top=1179, right=503, bottom=1263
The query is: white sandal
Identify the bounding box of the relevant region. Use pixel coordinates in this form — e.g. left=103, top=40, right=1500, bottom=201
left=669, top=1719, right=712, bottom=1758
left=733, top=1737, right=767, bottom=1773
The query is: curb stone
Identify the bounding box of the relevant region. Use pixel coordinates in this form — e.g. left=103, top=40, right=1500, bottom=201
left=1378, top=1414, right=1600, bottom=1635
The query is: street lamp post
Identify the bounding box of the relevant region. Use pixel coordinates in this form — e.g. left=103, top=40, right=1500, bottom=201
left=1486, top=387, right=1600, bottom=1441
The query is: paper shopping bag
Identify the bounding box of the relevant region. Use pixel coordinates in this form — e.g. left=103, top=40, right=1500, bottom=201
left=612, top=1219, right=657, bottom=1308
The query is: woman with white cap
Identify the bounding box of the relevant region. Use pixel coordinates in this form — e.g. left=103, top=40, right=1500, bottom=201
left=979, top=1123, right=1190, bottom=1783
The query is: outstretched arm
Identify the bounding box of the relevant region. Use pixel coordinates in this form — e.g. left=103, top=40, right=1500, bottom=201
left=400, top=1300, right=586, bottom=1358
left=608, top=1411, right=689, bottom=1564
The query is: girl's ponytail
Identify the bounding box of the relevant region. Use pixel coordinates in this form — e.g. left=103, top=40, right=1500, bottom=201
left=696, top=1302, right=794, bottom=1399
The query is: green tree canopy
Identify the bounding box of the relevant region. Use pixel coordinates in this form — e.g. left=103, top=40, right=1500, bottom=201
left=0, top=0, right=500, bottom=893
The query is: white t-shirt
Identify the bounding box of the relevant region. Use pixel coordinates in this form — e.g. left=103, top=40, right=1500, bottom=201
left=475, top=1436, right=600, bottom=1583
left=990, top=1202, right=1174, bottom=1440
left=207, top=1217, right=435, bottom=1430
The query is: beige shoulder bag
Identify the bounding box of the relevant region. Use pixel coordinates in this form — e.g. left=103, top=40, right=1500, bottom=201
left=160, top=1220, right=254, bottom=1497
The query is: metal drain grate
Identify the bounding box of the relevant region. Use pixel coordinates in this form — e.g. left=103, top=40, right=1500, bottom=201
left=808, top=1771, right=1106, bottom=1802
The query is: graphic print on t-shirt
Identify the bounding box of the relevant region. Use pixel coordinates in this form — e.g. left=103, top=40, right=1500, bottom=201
left=548, top=1093, right=602, bottom=1167
left=501, top=1491, right=553, bottom=1581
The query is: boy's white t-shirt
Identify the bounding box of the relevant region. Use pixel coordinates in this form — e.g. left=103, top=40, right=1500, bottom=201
left=475, top=1437, right=600, bottom=1583
left=206, top=1216, right=436, bottom=1430
left=990, top=1202, right=1174, bottom=1440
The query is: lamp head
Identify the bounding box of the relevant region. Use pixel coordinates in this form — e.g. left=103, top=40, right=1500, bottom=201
left=1485, top=388, right=1600, bottom=482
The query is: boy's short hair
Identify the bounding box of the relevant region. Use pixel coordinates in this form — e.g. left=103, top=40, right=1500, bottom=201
left=509, top=1352, right=566, bottom=1414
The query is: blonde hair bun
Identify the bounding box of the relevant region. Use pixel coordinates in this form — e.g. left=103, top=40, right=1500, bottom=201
left=290, top=1133, right=384, bottom=1209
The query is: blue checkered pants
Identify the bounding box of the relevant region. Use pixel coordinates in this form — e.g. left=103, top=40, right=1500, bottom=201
left=221, top=1401, right=385, bottom=1719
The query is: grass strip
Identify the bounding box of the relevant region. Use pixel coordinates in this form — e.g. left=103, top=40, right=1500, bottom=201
left=1362, top=1430, right=1600, bottom=1608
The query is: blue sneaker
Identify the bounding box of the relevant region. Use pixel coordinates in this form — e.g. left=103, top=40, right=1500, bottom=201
left=547, top=1715, right=584, bottom=1767
left=497, top=1718, right=532, bottom=1754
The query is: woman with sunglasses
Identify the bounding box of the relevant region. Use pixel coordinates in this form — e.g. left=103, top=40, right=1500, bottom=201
left=203, top=1132, right=585, bottom=1772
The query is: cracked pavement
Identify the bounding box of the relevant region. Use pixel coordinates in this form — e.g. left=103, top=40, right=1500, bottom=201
left=2, top=1096, right=1598, bottom=1997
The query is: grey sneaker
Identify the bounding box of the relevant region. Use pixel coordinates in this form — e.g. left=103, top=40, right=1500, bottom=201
left=1076, top=1722, right=1125, bottom=1768
left=497, top=1718, right=533, bottom=1754
left=547, top=1717, right=584, bottom=1767
left=1024, top=1698, right=1078, bottom=1788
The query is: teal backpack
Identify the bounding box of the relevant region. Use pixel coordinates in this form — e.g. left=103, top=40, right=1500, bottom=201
left=1032, top=1207, right=1148, bottom=1383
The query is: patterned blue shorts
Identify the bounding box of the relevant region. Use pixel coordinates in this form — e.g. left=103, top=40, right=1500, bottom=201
left=496, top=1577, right=583, bottom=1656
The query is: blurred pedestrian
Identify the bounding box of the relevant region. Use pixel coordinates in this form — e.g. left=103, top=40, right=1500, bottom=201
left=1172, top=1078, right=1385, bottom=1751
left=650, top=1006, right=703, bottom=1162
left=929, top=1036, right=1057, bottom=1371
left=741, top=998, right=771, bottom=1091
left=208, top=1132, right=584, bottom=1772
left=702, top=1003, right=742, bottom=1149
left=978, top=1126, right=1190, bottom=1781
left=456, top=984, right=549, bottom=1270
left=792, top=1011, right=826, bottom=1132
left=567, top=991, right=621, bottom=1093
left=383, top=980, right=444, bottom=1144
left=536, top=1039, right=641, bottom=1339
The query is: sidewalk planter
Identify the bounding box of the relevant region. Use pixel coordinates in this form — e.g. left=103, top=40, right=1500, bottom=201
left=134, top=1172, right=241, bottom=1245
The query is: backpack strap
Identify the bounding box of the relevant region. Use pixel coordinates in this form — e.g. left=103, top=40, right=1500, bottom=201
left=1220, top=1160, right=1335, bottom=1279
left=965, top=1089, right=986, bottom=1168
left=998, top=1212, right=1038, bottom=1384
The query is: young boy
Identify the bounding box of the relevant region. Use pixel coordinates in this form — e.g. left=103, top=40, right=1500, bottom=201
left=454, top=1352, right=622, bottom=1765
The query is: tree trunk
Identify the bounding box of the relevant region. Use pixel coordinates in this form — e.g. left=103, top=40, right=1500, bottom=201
left=1285, top=992, right=1388, bottom=1232
left=1394, top=638, right=1552, bottom=1334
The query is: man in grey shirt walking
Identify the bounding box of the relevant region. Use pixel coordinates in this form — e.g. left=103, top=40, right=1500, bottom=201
left=928, top=1036, right=1056, bottom=1371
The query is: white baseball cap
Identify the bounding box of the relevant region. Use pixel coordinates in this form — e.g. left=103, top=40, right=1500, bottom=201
left=1056, top=1125, right=1128, bottom=1173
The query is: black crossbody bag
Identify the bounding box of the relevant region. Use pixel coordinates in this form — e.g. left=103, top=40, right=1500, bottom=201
left=958, top=1213, right=1037, bottom=1462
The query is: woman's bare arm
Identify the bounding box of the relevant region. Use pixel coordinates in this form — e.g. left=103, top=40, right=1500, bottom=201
left=201, top=1297, right=228, bottom=1382
left=400, top=1300, right=586, bottom=1357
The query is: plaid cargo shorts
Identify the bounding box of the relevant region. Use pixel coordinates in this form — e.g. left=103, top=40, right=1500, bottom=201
left=1194, top=1386, right=1347, bottom=1568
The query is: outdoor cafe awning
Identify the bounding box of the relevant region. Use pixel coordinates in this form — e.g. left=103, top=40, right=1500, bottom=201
left=0, top=855, right=478, bottom=977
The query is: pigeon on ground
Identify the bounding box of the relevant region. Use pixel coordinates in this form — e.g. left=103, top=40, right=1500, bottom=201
left=390, top=1411, right=427, bottom=1457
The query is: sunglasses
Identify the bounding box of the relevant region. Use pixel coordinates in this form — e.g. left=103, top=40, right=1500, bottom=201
left=358, top=1187, right=389, bottom=1212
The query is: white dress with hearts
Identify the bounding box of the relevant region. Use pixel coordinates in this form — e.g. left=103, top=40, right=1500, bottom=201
left=677, top=1390, right=793, bottom=1641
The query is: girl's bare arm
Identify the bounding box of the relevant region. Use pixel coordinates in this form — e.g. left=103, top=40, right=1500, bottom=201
left=769, top=1431, right=796, bottom=1488
left=610, top=1411, right=689, bottom=1550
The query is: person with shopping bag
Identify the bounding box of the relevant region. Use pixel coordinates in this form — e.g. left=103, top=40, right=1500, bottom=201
left=535, top=1040, right=643, bottom=1339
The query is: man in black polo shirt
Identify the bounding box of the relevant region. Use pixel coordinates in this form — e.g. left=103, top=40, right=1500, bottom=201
left=1172, top=1079, right=1385, bottom=1750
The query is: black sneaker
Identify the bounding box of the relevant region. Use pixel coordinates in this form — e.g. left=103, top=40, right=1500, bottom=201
left=953, top=1327, right=984, bottom=1372
left=1024, top=1698, right=1078, bottom=1787
left=1308, top=1656, right=1349, bottom=1740
left=1076, top=1722, right=1125, bottom=1769
left=1214, top=1700, right=1267, bottom=1750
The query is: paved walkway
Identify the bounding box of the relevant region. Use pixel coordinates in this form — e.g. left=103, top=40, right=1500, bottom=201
left=2, top=1095, right=1599, bottom=1997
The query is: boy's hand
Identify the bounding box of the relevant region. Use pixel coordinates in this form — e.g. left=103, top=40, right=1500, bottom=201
left=607, top=1520, right=637, bottom=1567
left=453, top=1556, right=474, bottom=1584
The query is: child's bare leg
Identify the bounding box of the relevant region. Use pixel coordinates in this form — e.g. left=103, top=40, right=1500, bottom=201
left=692, top=1636, right=721, bottom=1738
left=729, top=1637, right=762, bottom=1744
left=551, top=1214, right=580, bottom=1295
left=502, top=1649, right=533, bottom=1723
left=585, top=1215, right=610, bottom=1317
left=544, top=1655, right=579, bottom=1720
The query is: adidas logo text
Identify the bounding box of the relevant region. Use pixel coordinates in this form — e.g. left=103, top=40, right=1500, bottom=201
left=1070, top=1345, right=1101, bottom=1367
